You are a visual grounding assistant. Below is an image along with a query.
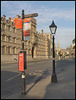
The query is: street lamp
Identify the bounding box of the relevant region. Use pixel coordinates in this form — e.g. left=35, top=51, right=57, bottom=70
left=49, top=20, right=57, bottom=83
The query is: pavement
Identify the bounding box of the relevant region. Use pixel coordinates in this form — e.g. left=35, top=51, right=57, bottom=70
left=3, top=58, right=75, bottom=99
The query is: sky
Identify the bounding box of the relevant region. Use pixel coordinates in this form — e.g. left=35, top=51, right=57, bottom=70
left=1, top=1, right=75, bottom=49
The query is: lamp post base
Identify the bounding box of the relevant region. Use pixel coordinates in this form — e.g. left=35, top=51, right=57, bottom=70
left=51, top=73, right=57, bottom=83
left=21, top=91, right=26, bottom=95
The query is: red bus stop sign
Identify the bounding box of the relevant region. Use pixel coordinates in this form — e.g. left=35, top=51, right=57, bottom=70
left=19, top=53, right=24, bottom=71
left=15, top=18, right=22, bottom=29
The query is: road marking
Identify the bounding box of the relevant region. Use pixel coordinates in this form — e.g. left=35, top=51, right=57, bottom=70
left=6, top=73, right=20, bottom=82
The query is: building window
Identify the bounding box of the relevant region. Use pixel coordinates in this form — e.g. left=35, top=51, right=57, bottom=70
left=7, top=26, right=10, bottom=31
left=2, top=46, right=5, bottom=54
left=13, top=37, right=16, bottom=43
left=2, top=35, right=5, bottom=41
left=7, top=47, right=10, bottom=54
left=2, top=24, right=5, bottom=31
left=12, top=22, right=14, bottom=26
left=13, top=47, right=16, bottom=54
left=7, top=36, right=10, bottom=42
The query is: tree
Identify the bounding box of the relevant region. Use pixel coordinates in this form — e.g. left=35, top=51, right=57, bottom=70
left=58, top=51, right=62, bottom=57
left=72, top=38, right=75, bottom=44
left=72, top=38, right=75, bottom=49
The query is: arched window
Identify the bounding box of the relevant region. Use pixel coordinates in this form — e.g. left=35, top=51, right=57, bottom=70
left=7, top=36, right=11, bottom=42
left=2, top=35, right=5, bottom=41
left=7, top=46, right=11, bottom=54
left=13, top=47, right=16, bottom=54
left=13, top=37, right=16, bottom=43
left=2, top=46, right=5, bottom=54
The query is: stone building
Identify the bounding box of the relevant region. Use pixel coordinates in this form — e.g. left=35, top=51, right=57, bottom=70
left=1, top=15, right=53, bottom=63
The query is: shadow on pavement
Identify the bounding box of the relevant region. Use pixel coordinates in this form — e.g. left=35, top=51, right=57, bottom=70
left=26, top=69, right=51, bottom=94
left=1, top=70, right=40, bottom=99
left=43, top=58, right=75, bottom=99
left=1, top=69, right=51, bottom=99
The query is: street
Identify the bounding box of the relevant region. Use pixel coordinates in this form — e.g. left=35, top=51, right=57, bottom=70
left=1, top=59, right=52, bottom=98
left=1, top=57, right=75, bottom=99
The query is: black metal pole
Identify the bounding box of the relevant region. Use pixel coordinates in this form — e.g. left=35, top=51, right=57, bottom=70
left=22, top=9, right=24, bottom=50
left=51, top=35, right=57, bottom=83
left=21, top=9, right=26, bottom=95
left=21, top=71, right=26, bottom=95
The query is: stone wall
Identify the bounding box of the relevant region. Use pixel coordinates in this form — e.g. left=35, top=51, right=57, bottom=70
left=1, top=54, right=18, bottom=63
left=1, top=54, right=32, bottom=63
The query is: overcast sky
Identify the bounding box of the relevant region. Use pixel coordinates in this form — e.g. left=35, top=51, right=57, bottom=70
left=1, top=1, right=75, bottom=49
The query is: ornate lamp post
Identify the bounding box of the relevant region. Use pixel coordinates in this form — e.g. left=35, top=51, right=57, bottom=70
left=49, top=20, right=57, bottom=83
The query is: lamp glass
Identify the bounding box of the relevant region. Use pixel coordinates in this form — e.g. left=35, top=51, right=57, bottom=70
left=50, top=27, right=56, bottom=34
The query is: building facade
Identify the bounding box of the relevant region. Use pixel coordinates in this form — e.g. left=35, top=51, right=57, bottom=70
left=1, top=15, right=53, bottom=63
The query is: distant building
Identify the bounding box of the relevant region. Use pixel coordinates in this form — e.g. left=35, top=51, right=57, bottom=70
left=1, top=15, right=54, bottom=63
left=57, top=42, right=62, bottom=55
left=66, top=44, right=75, bottom=57
left=56, top=41, right=75, bottom=58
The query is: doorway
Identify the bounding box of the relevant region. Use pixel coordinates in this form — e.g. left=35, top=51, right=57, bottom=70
left=32, top=46, right=34, bottom=58
left=32, top=46, right=36, bottom=58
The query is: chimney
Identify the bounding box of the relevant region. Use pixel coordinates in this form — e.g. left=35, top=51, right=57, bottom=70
left=9, top=17, right=12, bottom=21
left=16, top=15, right=21, bottom=18
left=3, top=15, right=6, bottom=18
left=16, top=15, right=19, bottom=18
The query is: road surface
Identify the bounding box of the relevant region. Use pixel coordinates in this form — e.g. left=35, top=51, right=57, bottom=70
left=1, top=57, right=75, bottom=99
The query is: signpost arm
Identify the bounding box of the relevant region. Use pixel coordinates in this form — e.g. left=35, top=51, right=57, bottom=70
left=24, top=13, right=38, bottom=18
